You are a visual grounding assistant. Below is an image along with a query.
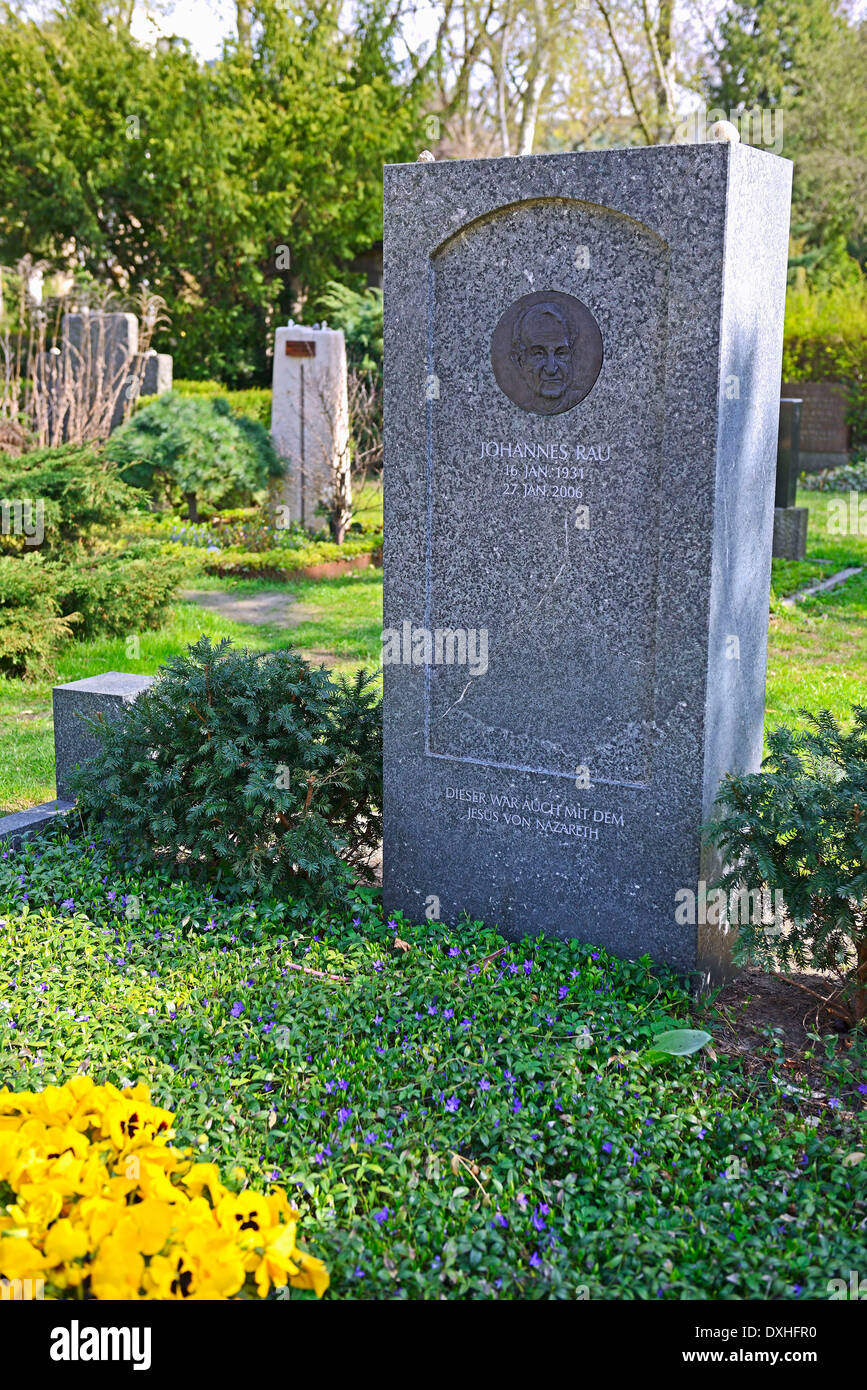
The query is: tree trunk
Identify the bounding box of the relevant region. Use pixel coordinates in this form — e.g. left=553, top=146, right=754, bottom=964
left=185, top=492, right=199, bottom=523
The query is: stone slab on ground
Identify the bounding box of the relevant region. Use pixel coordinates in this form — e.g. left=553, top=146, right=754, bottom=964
left=781, top=566, right=863, bottom=607
left=0, top=799, right=76, bottom=851
left=53, top=673, right=153, bottom=802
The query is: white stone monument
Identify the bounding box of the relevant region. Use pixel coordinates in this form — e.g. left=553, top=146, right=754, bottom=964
left=270, top=323, right=351, bottom=535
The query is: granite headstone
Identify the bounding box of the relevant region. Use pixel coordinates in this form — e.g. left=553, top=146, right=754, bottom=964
left=772, top=397, right=807, bottom=560
left=382, top=143, right=792, bottom=986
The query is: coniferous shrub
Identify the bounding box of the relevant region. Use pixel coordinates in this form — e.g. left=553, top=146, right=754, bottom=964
left=0, top=555, right=79, bottom=678
left=706, top=707, right=867, bottom=1023
left=70, top=636, right=382, bottom=901
left=0, top=444, right=143, bottom=557
left=56, top=555, right=185, bottom=638
left=107, top=392, right=281, bottom=520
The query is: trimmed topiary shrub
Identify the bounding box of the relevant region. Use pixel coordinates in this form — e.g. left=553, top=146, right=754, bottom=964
left=107, top=392, right=281, bottom=520
left=71, top=636, right=382, bottom=901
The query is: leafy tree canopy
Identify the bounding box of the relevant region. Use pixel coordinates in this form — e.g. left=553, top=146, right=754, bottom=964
left=0, top=0, right=424, bottom=383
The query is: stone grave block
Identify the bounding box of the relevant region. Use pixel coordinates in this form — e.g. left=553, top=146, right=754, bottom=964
left=773, top=397, right=807, bottom=560
left=382, top=143, right=792, bottom=986
left=271, top=325, right=351, bottom=532
left=62, top=311, right=139, bottom=374
left=53, top=672, right=153, bottom=802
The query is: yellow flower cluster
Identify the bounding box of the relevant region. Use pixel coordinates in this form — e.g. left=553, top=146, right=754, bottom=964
left=0, top=1076, right=328, bottom=1300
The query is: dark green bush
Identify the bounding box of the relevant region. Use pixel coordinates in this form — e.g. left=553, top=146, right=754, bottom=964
left=0, top=444, right=144, bottom=557
left=70, top=635, right=382, bottom=900
left=706, top=706, right=867, bottom=1023
left=56, top=554, right=185, bottom=639
left=0, top=555, right=79, bottom=678
left=107, top=392, right=281, bottom=520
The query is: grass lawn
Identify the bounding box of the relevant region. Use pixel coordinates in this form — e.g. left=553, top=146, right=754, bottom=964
left=3, top=483, right=864, bottom=811
left=765, top=487, right=867, bottom=734
left=2, top=834, right=864, bottom=1301
left=0, top=570, right=382, bottom=813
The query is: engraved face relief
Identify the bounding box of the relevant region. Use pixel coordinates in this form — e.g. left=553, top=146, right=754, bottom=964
left=490, top=291, right=604, bottom=416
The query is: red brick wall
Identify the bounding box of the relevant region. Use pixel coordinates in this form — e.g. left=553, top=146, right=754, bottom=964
left=781, top=380, right=850, bottom=454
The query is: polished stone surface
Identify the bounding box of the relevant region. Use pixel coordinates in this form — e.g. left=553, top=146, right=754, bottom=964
left=382, top=144, right=792, bottom=985
left=53, top=672, right=153, bottom=802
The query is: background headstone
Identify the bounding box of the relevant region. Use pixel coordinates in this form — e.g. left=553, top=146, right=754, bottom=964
left=53, top=672, right=153, bottom=801
left=140, top=350, right=173, bottom=399
left=382, top=143, right=792, bottom=986
left=62, top=310, right=139, bottom=369
left=779, top=379, right=850, bottom=471
left=773, top=397, right=807, bottom=560
left=271, top=324, right=350, bottom=532
left=39, top=312, right=173, bottom=437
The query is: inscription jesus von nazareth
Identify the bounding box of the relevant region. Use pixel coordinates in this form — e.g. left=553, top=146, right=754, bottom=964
left=490, top=290, right=604, bottom=416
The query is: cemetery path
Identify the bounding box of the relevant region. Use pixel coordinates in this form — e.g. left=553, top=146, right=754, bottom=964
left=178, top=588, right=322, bottom=630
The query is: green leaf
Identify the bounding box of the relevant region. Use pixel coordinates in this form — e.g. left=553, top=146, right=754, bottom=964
left=641, top=1028, right=712, bottom=1060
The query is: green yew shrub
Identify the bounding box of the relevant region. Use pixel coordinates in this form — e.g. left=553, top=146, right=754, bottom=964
left=706, top=707, right=867, bottom=1023
left=0, top=444, right=143, bottom=557
left=0, top=556, right=79, bottom=678
left=70, top=636, right=382, bottom=901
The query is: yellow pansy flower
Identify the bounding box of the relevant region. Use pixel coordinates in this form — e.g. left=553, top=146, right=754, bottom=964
left=9, top=1184, right=63, bottom=1232
left=0, top=1233, right=48, bottom=1280
left=43, top=1218, right=89, bottom=1264
left=181, top=1162, right=226, bottom=1207
left=89, top=1234, right=145, bottom=1300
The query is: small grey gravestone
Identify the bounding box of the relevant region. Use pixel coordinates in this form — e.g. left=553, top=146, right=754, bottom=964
left=53, top=673, right=153, bottom=802
left=382, top=143, right=792, bottom=986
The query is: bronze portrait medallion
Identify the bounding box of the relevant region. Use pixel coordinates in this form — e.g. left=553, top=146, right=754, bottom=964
left=490, top=291, right=604, bottom=416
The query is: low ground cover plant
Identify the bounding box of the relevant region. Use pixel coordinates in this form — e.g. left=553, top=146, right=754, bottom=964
left=800, top=457, right=867, bottom=492
left=0, top=1075, right=328, bottom=1300
left=0, top=834, right=864, bottom=1300
left=70, top=635, right=382, bottom=900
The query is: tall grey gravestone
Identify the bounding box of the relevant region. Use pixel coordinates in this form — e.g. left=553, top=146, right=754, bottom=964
left=382, top=144, right=792, bottom=986
left=271, top=325, right=351, bottom=532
